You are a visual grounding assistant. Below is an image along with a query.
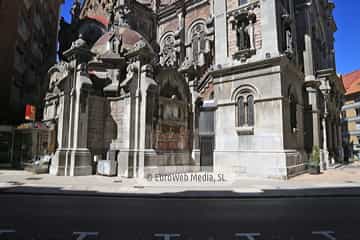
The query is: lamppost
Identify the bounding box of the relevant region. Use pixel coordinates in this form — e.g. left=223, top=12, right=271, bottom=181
left=320, top=78, right=331, bottom=170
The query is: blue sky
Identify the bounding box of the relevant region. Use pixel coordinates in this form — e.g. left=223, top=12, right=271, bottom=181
left=61, top=0, right=360, bottom=74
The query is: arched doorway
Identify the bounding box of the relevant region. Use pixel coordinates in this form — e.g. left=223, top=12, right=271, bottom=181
left=152, top=70, right=193, bottom=167
left=198, top=100, right=216, bottom=171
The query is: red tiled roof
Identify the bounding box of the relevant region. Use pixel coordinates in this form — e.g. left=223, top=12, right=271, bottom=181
left=343, top=70, right=360, bottom=96
left=87, top=15, right=109, bottom=27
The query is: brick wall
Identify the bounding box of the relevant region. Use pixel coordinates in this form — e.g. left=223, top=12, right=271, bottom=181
left=184, top=4, right=211, bottom=29
left=158, top=3, right=210, bottom=41
left=158, top=17, right=178, bottom=38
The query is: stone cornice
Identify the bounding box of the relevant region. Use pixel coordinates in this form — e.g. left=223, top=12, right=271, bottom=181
left=209, top=56, right=284, bottom=79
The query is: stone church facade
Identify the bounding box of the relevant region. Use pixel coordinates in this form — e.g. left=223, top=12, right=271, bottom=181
left=43, top=0, right=344, bottom=179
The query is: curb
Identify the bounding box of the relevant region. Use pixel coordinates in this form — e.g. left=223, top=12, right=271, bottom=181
left=1, top=186, right=360, bottom=199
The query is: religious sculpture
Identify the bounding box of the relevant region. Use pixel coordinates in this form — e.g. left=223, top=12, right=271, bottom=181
left=160, top=34, right=177, bottom=67
left=71, top=0, right=82, bottom=24
left=113, top=1, right=131, bottom=27
left=285, top=28, right=294, bottom=54
left=111, top=34, right=123, bottom=55
left=236, top=21, right=250, bottom=51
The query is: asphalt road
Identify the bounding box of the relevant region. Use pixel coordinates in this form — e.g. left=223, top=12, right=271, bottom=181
left=0, top=194, right=359, bottom=240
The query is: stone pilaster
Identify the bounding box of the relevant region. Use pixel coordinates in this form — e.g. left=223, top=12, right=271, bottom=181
left=50, top=44, right=94, bottom=176
left=302, top=3, right=322, bottom=163
left=214, top=0, right=228, bottom=65
left=135, top=64, right=157, bottom=178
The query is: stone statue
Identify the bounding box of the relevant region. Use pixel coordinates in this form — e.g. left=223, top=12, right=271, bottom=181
left=105, top=0, right=115, bottom=15
left=113, top=1, right=131, bottom=27
left=285, top=29, right=293, bottom=53
left=236, top=21, right=250, bottom=50
left=70, top=0, right=81, bottom=24
left=111, top=35, right=123, bottom=54
left=71, top=34, right=87, bottom=49
left=160, top=35, right=177, bottom=67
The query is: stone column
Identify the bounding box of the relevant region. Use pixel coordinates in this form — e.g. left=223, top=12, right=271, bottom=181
left=320, top=77, right=331, bottom=170
left=214, top=0, right=228, bottom=65
left=303, top=3, right=315, bottom=82
left=321, top=110, right=329, bottom=170
left=248, top=16, right=255, bottom=51
left=50, top=67, right=71, bottom=176
left=132, top=61, right=141, bottom=178
left=327, top=119, right=333, bottom=165
left=332, top=122, right=338, bottom=164
left=189, top=77, right=200, bottom=166
left=135, top=64, right=157, bottom=178
left=307, top=87, right=321, bottom=147
left=338, top=124, right=344, bottom=162
left=69, top=64, right=93, bottom=176
left=303, top=4, right=322, bottom=163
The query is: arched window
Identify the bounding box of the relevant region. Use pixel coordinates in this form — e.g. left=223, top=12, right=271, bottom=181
left=247, top=95, right=254, bottom=126
left=236, top=93, right=255, bottom=127
left=190, top=23, right=206, bottom=64
left=237, top=96, right=245, bottom=127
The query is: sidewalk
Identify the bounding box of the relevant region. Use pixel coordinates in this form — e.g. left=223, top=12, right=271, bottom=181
left=1, top=161, right=360, bottom=198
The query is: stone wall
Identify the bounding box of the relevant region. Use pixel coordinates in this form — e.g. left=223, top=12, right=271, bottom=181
left=87, top=96, right=106, bottom=157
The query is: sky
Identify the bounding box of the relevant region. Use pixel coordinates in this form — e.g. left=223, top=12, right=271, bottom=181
left=60, top=0, right=360, bottom=75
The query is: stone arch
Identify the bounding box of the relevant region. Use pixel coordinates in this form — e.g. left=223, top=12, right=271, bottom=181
left=231, top=84, right=259, bottom=128
left=159, top=31, right=177, bottom=67
left=186, top=19, right=207, bottom=45
left=160, top=31, right=175, bottom=44
left=187, top=19, right=207, bottom=64
left=154, top=69, right=192, bottom=151
left=157, top=69, right=191, bottom=103
left=231, top=84, right=260, bottom=102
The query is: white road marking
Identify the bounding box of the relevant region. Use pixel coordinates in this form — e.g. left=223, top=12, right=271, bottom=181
left=0, top=229, right=16, bottom=234
left=312, top=231, right=336, bottom=240
left=235, top=233, right=261, bottom=240
left=72, top=232, right=99, bottom=240
left=154, top=233, right=181, bottom=240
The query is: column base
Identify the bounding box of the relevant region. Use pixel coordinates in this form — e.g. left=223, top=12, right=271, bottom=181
left=49, top=149, right=68, bottom=176
left=320, top=149, right=329, bottom=171
left=49, top=148, right=92, bottom=176
left=69, top=149, right=92, bottom=176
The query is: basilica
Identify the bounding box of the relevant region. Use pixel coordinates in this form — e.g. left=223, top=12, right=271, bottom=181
left=43, top=0, right=344, bottom=179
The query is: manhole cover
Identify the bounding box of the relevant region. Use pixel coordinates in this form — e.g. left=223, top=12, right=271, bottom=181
left=345, top=181, right=355, bottom=183
left=113, top=180, right=122, bottom=183
left=134, top=185, right=145, bottom=189
left=25, top=177, right=42, bottom=181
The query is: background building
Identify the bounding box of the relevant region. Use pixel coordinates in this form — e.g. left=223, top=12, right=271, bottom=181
left=342, top=70, right=360, bottom=160
left=0, top=0, right=63, bottom=125
left=0, top=0, right=63, bottom=167
left=44, top=0, right=344, bottom=179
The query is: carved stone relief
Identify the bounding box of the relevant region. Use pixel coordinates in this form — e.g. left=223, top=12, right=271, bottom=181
left=160, top=34, right=177, bottom=67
